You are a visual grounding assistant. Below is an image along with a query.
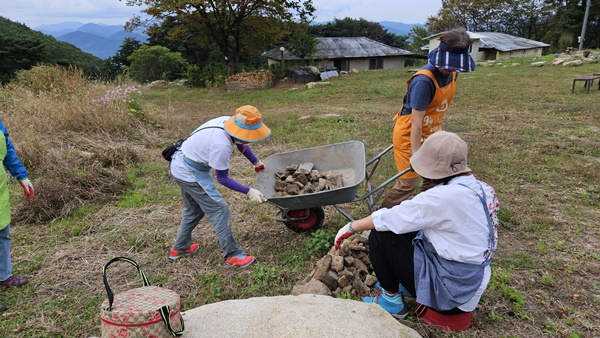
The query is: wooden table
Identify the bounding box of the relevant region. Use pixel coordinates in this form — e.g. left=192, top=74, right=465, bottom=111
left=572, top=75, right=600, bottom=93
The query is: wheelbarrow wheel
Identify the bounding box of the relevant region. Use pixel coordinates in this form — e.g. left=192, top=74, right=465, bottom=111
left=284, top=207, right=325, bottom=233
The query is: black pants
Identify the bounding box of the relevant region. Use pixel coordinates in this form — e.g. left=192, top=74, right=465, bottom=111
left=368, top=229, right=418, bottom=296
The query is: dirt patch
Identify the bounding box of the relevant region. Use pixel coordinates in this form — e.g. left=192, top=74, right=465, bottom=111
left=271, top=77, right=302, bottom=91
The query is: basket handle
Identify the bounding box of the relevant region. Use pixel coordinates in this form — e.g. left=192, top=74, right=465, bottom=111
left=102, top=257, right=150, bottom=311
left=102, top=257, right=185, bottom=336
left=160, top=305, right=185, bottom=336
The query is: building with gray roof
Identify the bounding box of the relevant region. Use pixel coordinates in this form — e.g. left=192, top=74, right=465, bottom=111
left=264, top=37, right=415, bottom=72
left=427, top=31, right=551, bottom=61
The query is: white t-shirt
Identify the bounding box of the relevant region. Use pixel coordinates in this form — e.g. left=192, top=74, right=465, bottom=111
left=170, top=116, right=234, bottom=182
left=371, top=174, right=499, bottom=311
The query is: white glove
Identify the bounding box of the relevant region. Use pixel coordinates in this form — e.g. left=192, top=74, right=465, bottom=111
left=334, top=222, right=355, bottom=250
left=19, top=179, right=34, bottom=200
left=253, top=160, right=265, bottom=173
left=247, top=188, right=266, bottom=204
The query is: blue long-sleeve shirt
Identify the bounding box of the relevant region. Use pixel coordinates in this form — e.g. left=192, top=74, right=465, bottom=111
left=0, top=120, right=29, bottom=181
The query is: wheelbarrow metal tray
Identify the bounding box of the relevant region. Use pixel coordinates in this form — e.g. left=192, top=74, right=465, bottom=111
left=254, top=141, right=366, bottom=210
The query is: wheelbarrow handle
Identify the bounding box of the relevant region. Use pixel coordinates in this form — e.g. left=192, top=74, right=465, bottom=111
left=354, top=166, right=413, bottom=202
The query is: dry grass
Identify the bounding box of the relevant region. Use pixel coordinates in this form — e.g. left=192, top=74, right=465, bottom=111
left=0, top=60, right=599, bottom=337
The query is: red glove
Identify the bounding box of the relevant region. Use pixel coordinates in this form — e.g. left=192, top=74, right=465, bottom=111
left=254, top=160, right=265, bottom=173
left=334, top=222, right=355, bottom=250
left=19, top=179, right=34, bottom=200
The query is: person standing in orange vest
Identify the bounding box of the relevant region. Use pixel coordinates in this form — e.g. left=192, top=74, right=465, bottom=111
left=380, top=28, right=476, bottom=208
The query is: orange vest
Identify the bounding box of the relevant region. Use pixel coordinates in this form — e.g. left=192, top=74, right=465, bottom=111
left=392, top=70, right=457, bottom=178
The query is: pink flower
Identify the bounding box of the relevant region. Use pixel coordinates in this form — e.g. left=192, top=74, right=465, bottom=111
left=116, top=327, right=129, bottom=338
left=150, top=312, right=162, bottom=321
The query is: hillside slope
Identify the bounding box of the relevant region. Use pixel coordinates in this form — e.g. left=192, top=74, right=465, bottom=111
left=37, top=22, right=148, bottom=59
left=0, top=17, right=104, bottom=82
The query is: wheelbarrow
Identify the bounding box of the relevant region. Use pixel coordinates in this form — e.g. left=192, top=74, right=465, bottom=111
left=254, top=141, right=412, bottom=233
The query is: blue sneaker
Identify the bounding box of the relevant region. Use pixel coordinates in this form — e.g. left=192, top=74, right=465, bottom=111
left=364, top=291, right=409, bottom=319
left=374, top=281, right=414, bottom=299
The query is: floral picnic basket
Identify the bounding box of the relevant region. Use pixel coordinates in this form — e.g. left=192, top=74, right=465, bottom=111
left=100, top=257, right=184, bottom=338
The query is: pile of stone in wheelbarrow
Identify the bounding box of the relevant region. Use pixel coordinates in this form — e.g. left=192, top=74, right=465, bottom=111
left=272, top=162, right=344, bottom=197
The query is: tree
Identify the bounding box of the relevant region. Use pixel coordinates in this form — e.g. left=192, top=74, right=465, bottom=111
left=424, top=0, right=600, bottom=50
left=406, top=26, right=431, bottom=55
left=308, top=17, right=408, bottom=48
left=545, top=0, right=600, bottom=49
left=146, top=15, right=214, bottom=67
left=0, top=17, right=104, bottom=82
left=112, top=38, right=143, bottom=68
left=287, top=27, right=318, bottom=65
left=105, top=38, right=143, bottom=79
left=127, top=45, right=189, bottom=83
left=0, top=34, right=45, bottom=83
left=500, top=0, right=559, bottom=41
left=124, top=0, right=315, bottom=76
left=426, top=0, right=511, bottom=33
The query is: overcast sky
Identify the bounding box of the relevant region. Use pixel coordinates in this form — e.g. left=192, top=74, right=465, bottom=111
left=1, top=0, right=442, bottom=29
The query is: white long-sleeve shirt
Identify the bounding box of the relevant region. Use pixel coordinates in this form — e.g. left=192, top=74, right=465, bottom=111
left=170, top=116, right=233, bottom=182
left=371, top=174, right=499, bottom=311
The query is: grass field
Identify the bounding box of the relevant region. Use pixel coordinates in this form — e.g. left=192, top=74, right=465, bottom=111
left=0, top=57, right=599, bottom=337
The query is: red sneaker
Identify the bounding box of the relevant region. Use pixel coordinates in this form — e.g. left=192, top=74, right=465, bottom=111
left=226, top=254, right=255, bottom=268
left=0, top=276, right=28, bottom=287
left=169, top=243, right=199, bottom=260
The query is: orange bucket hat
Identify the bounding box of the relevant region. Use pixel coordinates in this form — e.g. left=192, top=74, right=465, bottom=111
left=224, top=105, right=271, bottom=142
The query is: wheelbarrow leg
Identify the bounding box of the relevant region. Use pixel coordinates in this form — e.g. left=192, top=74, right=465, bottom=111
left=333, top=205, right=354, bottom=223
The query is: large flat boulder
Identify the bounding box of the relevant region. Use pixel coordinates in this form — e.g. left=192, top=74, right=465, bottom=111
left=181, top=294, right=421, bottom=337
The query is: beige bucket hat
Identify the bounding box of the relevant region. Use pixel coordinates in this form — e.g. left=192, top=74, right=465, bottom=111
left=410, top=131, right=471, bottom=179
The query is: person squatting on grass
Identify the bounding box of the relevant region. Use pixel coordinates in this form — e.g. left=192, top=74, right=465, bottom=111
left=381, top=28, right=476, bottom=208
left=167, top=105, right=270, bottom=268
left=334, top=131, right=499, bottom=331
left=0, top=120, right=35, bottom=312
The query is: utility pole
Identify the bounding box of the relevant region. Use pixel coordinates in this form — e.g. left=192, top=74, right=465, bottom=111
left=279, top=47, right=285, bottom=77
left=579, top=0, right=591, bottom=50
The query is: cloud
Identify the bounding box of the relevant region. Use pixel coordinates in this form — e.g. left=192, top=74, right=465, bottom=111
left=1, top=0, right=440, bottom=29
left=1, top=0, right=146, bottom=28
left=311, top=0, right=441, bottom=24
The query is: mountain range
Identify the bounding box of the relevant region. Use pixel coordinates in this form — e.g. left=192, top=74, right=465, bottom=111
left=380, top=21, right=424, bottom=36
left=35, top=22, right=148, bottom=60
left=34, top=21, right=421, bottom=60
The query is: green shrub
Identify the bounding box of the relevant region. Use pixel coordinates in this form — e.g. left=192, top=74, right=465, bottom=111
left=186, top=64, right=205, bottom=87
left=305, top=229, right=335, bottom=256
left=127, top=45, right=189, bottom=83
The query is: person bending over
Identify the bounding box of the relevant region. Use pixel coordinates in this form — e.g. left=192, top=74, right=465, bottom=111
left=168, top=105, right=271, bottom=268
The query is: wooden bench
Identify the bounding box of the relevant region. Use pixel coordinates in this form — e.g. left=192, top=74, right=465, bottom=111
left=572, top=75, right=600, bottom=93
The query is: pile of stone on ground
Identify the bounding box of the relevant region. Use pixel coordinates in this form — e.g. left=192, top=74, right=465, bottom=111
left=291, top=233, right=377, bottom=298
left=225, top=70, right=275, bottom=91
left=273, top=162, right=344, bottom=197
